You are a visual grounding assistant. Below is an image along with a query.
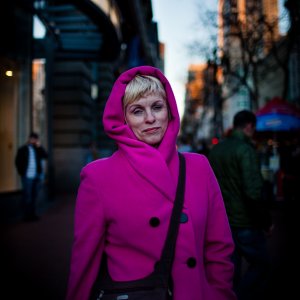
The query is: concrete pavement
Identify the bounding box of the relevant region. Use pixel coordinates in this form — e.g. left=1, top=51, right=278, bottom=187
left=0, top=192, right=76, bottom=300
left=0, top=189, right=296, bottom=300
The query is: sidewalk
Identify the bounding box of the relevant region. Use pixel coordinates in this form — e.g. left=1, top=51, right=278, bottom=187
left=0, top=190, right=295, bottom=300
left=0, top=191, right=76, bottom=300
left=0, top=184, right=56, bottom=224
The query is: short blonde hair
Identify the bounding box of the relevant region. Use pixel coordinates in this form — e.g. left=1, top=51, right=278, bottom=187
left=123, top=75, right=166, bottom=108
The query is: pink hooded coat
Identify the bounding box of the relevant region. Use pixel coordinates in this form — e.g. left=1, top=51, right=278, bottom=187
left=66, top=66, right=236, bottom=300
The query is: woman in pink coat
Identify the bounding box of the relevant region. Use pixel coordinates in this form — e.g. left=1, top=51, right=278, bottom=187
left=66, top=66, right=236, bottom=300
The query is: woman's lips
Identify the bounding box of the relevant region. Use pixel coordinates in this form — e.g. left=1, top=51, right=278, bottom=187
left=143, top=127, right=160, bottom=133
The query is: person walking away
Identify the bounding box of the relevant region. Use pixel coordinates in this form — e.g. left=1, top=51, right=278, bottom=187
left=85, top=141, right=100, bottom=164
left=209, top=110, right=273, bottom=300
left=66, top=66, right=237, bottom=300
left=15, top=132, right=48, bottom=221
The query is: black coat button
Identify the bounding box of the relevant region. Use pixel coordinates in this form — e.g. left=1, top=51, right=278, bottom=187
left=180, top=212, right=188, bottom=223
left=186, top=257, right=197, bottom=268
left=149, top=217, right=160, bottom=227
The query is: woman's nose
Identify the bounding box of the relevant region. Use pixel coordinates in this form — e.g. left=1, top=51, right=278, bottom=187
left=145, top=110, right=155, bottom=123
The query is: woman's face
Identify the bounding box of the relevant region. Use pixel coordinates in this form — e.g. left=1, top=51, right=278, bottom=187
left=125, top=93, right=169, bottom=147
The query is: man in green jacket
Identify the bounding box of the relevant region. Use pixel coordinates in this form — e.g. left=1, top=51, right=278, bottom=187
left=209, top=110, right=273, bottom=300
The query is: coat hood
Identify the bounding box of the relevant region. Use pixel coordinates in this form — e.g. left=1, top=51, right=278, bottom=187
left=103, top=66, right=181, bottom=201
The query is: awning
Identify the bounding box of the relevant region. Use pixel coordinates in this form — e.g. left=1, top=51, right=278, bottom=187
left=256, top=97, right=300, bottom=131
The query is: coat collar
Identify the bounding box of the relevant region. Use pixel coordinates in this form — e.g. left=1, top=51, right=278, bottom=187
left=103, top=66, right=181, bottom=201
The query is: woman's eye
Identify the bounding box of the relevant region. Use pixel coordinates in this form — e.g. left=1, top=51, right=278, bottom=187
left=153, top=105, right=163, bottom=111
left=133, top=109, right=143, bottom=115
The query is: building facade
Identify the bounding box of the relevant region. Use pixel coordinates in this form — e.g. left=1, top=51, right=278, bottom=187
left=181, top=63, right=223, bottom=149
left=218, top=0, right=282, bottom=130
left=0, top=0, right=162, bottom=195
left=181, top=0, right=298, bottom=144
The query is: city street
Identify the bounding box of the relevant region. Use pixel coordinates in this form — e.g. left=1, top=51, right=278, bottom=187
left=0, top=192, right=296, bottom=300
left=0, top=192, right=76, bottom=300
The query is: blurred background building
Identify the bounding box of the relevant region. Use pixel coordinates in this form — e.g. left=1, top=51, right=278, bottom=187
left=0, top=0, right=164, bottom=195
left=180, top=0, right=300, bottom=202
left=1, top=0, right=299, bottom=212
left=181, top=0, right=300, bottom=148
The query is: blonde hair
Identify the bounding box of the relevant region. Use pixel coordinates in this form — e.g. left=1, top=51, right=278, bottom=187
left=123, top=75, right=166, bottom=108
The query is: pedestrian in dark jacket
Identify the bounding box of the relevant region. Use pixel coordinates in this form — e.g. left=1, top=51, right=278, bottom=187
left=15, top=132, right=48, bottom=221
left=209, top=110, right=273, bottom=300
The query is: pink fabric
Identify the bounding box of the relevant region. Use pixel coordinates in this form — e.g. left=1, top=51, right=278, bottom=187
left=66, top=66, right=236, bottom=300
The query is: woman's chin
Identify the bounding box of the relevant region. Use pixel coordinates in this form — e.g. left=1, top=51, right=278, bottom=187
left=143, top=138, right=162, bottom=147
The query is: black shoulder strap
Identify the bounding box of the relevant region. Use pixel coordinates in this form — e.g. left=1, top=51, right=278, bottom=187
left=155, top=152, right=186, bottom=277
left=90, top=153, right=186, bottom=296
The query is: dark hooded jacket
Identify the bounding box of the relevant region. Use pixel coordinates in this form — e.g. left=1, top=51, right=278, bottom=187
left=15, top=144, right=48, bottom=177
left=209, top=130, right=272, bottom=230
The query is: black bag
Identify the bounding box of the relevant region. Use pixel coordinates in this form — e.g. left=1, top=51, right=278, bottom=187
left=89, top=153, right=186, bottom=300
left=90, top=254, right=172, bottom=300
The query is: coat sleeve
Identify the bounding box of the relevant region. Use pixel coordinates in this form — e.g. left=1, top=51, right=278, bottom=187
left=203, top=159, right=237, bottom=300
left=15, top=148, right=22, bottom=175
left=37, top=146, right=48, bottom=159
left=66, top=166, right=106, bottom=300
left=239, top=145, right=272, bottom=230
left=239, top=145, right=263, bottom=202
left=15, top=146, right=26, bottom=175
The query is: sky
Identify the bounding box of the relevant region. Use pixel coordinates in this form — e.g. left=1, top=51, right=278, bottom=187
left=151, top=0, right=288, bottom=118
left=152, top=0, right=218, bottom=118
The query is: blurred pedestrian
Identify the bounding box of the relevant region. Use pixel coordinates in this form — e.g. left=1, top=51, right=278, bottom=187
left=196, top=140, right=210, bottom=157
left=66, top=66, right=236, bottom=300
left=177, top=135, right=194, bottom=152
left=85, top=141, right=100, bottom=164
left=209, top=110, right=273, bottom=300
left=280, top=137, right=300, bottom=203
left=15, top=132, right=48, bottom=221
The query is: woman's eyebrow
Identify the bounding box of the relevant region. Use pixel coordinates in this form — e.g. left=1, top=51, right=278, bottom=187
left=152, top=99, right=165, bottom=104
left=128, top=103, right=142, bottom=108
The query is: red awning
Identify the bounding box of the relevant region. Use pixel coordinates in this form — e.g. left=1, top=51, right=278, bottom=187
left=256, top=97, right=300, bottom=117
